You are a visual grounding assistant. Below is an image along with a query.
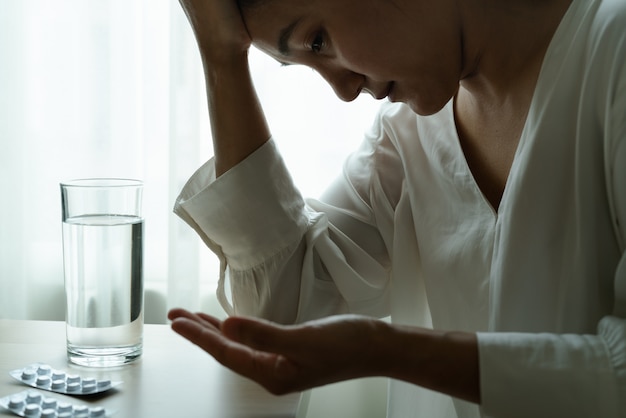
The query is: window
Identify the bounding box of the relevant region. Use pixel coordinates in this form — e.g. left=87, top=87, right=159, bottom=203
left=0, top=0, right=380, bottom=322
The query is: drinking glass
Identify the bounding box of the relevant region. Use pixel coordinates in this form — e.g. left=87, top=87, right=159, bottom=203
left=60, top=178, right=144, bottom=367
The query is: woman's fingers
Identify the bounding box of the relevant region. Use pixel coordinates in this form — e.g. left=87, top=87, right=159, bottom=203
left=221, top=316, right=290, bottom=350
left=168, top=308, right=222, bottom=330
left=196, top=312, right=224, bottom=329
left=168, top=312, right=388, bottom=394
left=169, top=313, right=299, bottom=393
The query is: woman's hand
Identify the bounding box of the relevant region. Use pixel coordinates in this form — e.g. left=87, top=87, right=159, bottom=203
left=168, top=309, right=391, bottom=395
left=168, top=308, right=480, bottom=403
left=178, top=0, right=251, bottom=66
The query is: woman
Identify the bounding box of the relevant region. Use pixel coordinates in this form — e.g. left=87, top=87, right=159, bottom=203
left=168, top=0, right=626, bottom=416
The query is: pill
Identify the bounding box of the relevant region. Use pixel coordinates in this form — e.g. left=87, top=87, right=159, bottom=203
left=37, top=375, right=52, bottom=387
left=97, top=380, right=111, bottom=390
left=42, top=397, right=57, bottom=410
left=26, top=391, right=42, bottom=404
left=58, top=413, right=73, bottom=418
left=90, top=406, right=106, bottom=417
left=51, top=371, right=66, bottom=381
left=74, top=405, right=90, bottom=417
left=21, top=369, right=37, bottom=381
left=37, top=364, right=52, bottom=375
left=67, top=381, right=81, bottom=392
left=8, top=395, right=25, bottom=410
left=82, top=383, right=97, bottom=393
left=52, top=379, right=66, bottom=390
left=24, top=403, right=41, bottom=416
left=66, top=375, right=81, bottom=384
left=41, top=408, right=58, bottom=418
left=57, top=402, right=72, bottom=413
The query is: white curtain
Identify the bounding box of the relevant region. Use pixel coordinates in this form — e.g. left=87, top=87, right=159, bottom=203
left=0, top=0, right=380, bottom=323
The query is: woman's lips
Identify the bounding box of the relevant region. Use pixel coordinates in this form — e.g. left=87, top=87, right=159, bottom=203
left=365, top=82, right=395, bottom=100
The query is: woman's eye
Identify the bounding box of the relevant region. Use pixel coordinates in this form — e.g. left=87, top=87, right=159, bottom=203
left=310, top=32, right=325, bottom=53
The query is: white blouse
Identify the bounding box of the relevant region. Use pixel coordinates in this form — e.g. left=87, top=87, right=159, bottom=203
left=174, top=0, right=626, bottom=416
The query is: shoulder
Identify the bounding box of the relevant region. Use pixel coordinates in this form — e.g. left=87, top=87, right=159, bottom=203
left=566, top=0, right=626, bottom=137
left=595, top=0, right=626, bottom=24
left=589, top=0, right=626, bottom=250
left=587, top=0, right=626, bottom=54
left=586, top=0, right=626, bottom=131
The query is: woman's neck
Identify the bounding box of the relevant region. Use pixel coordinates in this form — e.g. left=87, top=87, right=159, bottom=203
left=458, top=0, right=573, bottom=103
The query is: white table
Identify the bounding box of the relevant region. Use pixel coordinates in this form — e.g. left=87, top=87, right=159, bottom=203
left=0, top=319, right=308, bottom=418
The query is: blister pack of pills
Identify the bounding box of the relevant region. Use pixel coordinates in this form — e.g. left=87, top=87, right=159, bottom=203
left=0, top=390, right=112, bottom=417
left=9, top=363, right=121, bottom=395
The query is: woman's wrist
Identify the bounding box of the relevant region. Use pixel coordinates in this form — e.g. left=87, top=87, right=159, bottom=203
left=199, top=49, right=270, bottom=177
left=201, top=43, right=251, bottom=74
left=379, top=323, right=481, bottom=404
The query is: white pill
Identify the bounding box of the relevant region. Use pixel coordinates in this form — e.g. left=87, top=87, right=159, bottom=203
left=37, top=364, right=52, bottom=375
left=24, top=403, right=41, bottom=416
left=67, top=381, right=81, bottom=392
left=37, top=375, right=52, bottom=387
left=89, top=406, right=106, bottom=417
left=66, top=375, right=81, bottom=384
left=57, top=402, right=72, bottom=413
left=52, top=379, right=66, bottom=390
left=41, top=408, right=58, bottom=418
left=26, top=391, right=42, bottom=404
left=8, top=395, right=25, bottom=410
left=82, top=383, right=97, bottom=393
left=42, top=398, right=57, bottom=410
left=51, top=371, right=66, bottom=381
left=21, top=369, right=37, bottom=381
left=96, top=380, right=111, bottom=390
left=73, top=405, right=90, bottom=417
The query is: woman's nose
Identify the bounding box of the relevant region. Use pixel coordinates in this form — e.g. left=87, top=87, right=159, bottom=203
left=319, top=67, right=363, bottom=102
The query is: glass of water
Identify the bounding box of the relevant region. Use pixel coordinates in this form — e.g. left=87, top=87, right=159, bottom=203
left=60, top=178, right=144, bottom=367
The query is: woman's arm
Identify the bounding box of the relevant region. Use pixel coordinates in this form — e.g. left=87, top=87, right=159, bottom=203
left=178, top=0, right=270, bottom=176
left=168, top=309, right=481, bottom=403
